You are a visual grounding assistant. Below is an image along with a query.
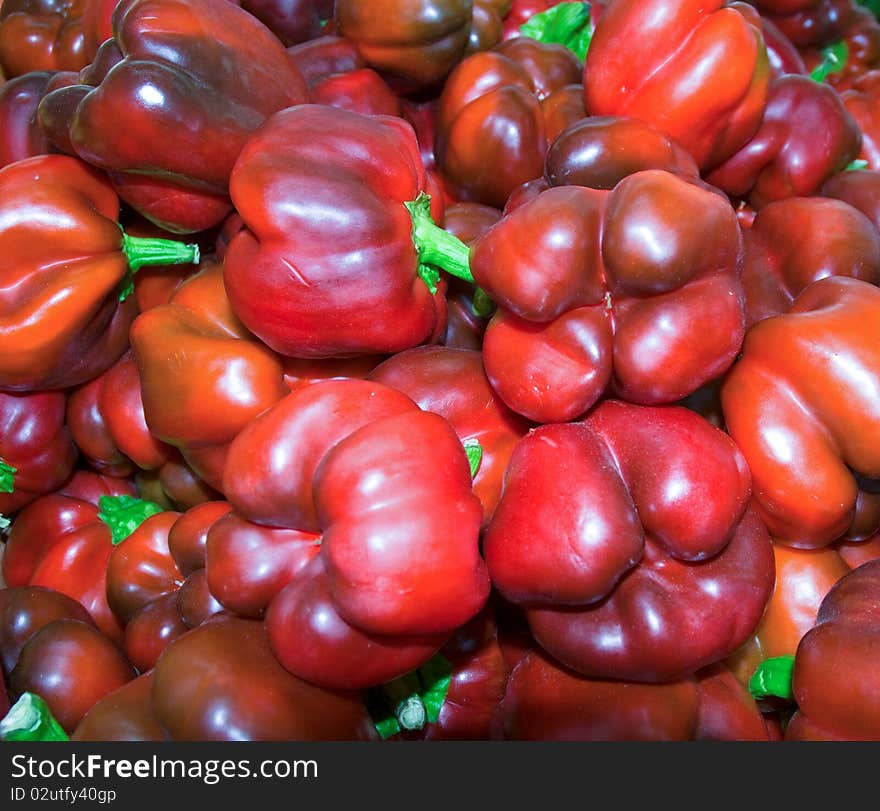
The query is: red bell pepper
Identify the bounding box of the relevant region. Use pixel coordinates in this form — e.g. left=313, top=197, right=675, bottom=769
left=150, top=614, right=378, bottom=740
left=841, top=70, right=880, bottom=169
left=73, top=672, right=170, bottom=741
left=39, top=0, right=310, bottom=233
left=750, top=559, right=880, bottom=740
left=0, top=69, right=78, bottom=168
left=484, top=400, right=774, bottom=682
left=368, top=344, right=531, bottom=524
left=2, top=471, right=156, bottom=642
left=434, top=36, right=583, bottom=207
left=333, top=0, right=475, bottom=92
left=0, top=585, right=95, bottom=678
left=414, top=168, right=745, bottom=423
left=130, top=260, right=289, bottom=492
left=543, top=115, right=700, bottom=192
left=0, top=390, right=77, bottom=518
left=583, top=0, right=770, bottom=171
left=8, top=618, right=135, bottom=734
left=721, top=276, right=880, bottom=549
left=0, top=0, right=90, bottom=78
left=223, top=103, right=448, bottom=359
left=0, top=154, right=199, bottom=392
left=741, top=195, right=880, bottom=328
left=705, top=73, right=862, bottom=209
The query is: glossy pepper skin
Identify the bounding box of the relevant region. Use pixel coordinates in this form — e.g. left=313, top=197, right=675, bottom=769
left=721, top=276, right=880, bottom=550
left=224, top=378, right=489, bottom=637
left=500, top=647, right=769, bottom=741
left=1, top=471, right=138, bottom=642
left=368, top=345, right=531, bottom=524
left=542, top=115, right=700, bottom=192
left=841, top=70, right=880, bottom=170
left=130, top=260, right=289, bottom=492
left=334, top=0, right=474, bottom=93
left=9, top=618, right=136, bottom=734
left=469, top=170, right=745, bottom=423
left=784, top=559, right=880, bottom=740
left=434, top=36, right=583, bottom=208
left=484, top=400, right=774, bottom=683
left=0, top=390, right=77, bottom=517
left=741, top=196, right=880, bottom=329
left=0, top=0, right=90, bottom=78
left=705, top=74, right=862, bottom=209
left=39, top=0, right=310, bottom=233
left=151, top=615, right=378, bottom=741
left=73, top=672, right=171, bottom=741
left=583, top=0, right=770, bottom=171
left=223, top=104, right=448, bottom=359
left=0, top=155, right=136, bottom=391
left=726, top=542, right=853, bottom=688
left=0, top=69, right=78, bottom=168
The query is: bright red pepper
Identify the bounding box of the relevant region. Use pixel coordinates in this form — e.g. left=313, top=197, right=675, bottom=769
left=368, top=345, right=531, bottom=524
left=0, top=154, right=199, bottom=392
left=223, top=103, right=448, bottom=359
left=583, top=0, right=770, bottom=171
left=38, top=0, right=310, bottom=232
left=150, top=615, right=378, bottom=740
left=0, top=69, right=78, bottom=168
left=434, top=36, right=582, bottom=207
left=785, top=559, right=880, bottom=739
left=741, top=195, right=880, bottom=329
left=484, top=400, right=774, bottom=682
left=0, top=0, right=90, bottom=78
left=0, top=390, right=77, bottom=518
left=705, top=74, right=862, bottom=209
left=721, top=276, right=880, bottom=549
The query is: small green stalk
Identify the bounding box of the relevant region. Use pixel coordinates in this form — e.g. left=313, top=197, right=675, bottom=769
left=810, top=41, right=849, bottom=84
left=406, top=193, right=474, bottom=293
left=0, top=692, right=69, bottom=742
left=118, top=230, right=200, bottom=301
left=97, top=494, right=164, bottom=544
left=463, top=439, right=484, bottom=479
left=846, top=159, right=869, bottom=171
left=521, top=2, right=594, bottom=62
left=749, top=655, right=796, bottom=702
left=0, top=458, right=16, bottom=494
left=367, top=654, right=454, bottom=740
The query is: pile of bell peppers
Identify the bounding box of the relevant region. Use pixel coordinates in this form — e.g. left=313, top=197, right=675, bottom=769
left=2, top=0, right=880, bottom=743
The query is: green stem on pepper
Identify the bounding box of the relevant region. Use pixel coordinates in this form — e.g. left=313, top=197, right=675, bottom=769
left=809, top=41, right=849, bottom=84
left=366, top=653, right=454, bottom=740
left=118, top=230, right=201, bottom=302
left=0, top=458, right=16, bottom=494
left=521, top=2, right=594, bottom=62
left=463, top=439, right=484, bottom=479
left=97, top=494, right=165, bottom=545
left=0, top=692, right=69, bottom=742
left=749, top=654, right=796, bottom=702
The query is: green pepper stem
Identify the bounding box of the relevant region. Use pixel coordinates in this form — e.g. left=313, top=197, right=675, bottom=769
left=406, top=193, right=474, bottom=285
left=749, top=655, right=796, bottom=702
left=0, top=458, right=16, bottom=494
left=0, top=692, right=69, bottom=741
left=463, top=439, right=483, bottom=479
left=809, top=40, right=849, bottom=84
left=366, top=653, right=454, bottom=739
left=97, top=494, right=164, bottom=544
left=521, top=2, right=594, bottom=62
left=121, top=232, right=200, bottom=272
